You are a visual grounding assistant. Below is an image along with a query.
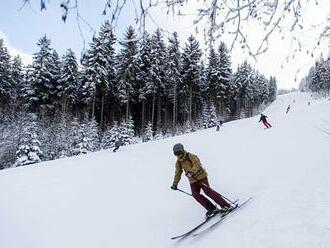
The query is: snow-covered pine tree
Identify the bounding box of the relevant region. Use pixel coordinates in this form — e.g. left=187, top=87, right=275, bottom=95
left=154, top=129, right=164, bottom=140
left=167, top=32, right=182, bottom=132
left=217, top=42, right=232, bottom=115
left=149, top=29, right=167, bottom=130
left=119, top=116, right=135, bottom=145
left=268, top=76, right=277, bottom=102
left=74, top=124, right=90, bottom=155
left=243, top=69, right=257, bottom=117
left=81, top=35, right=108, bottom=120
left=14, top=114, right=43, bottom=167
left=202, top=102, right=210, bottom=128
left=98, top=21, right=116, bottom=127
left=27, top=35, right=60, bottom=114
left=101, top=121, right=121, bottom=149
left=72, top=117, right=100, bottom=155
left=198, top=61, right=208, bottom=102
left=136, top=32, right=153, bottom=131
left=318, top=57, right=330, bottom=95
left=58, top=49, right=79, bottom=114
left=206, top=46, right=220, bottom=105
left=259, top=73, right=270, bottom=104
left=38, top=114, right=74, bottom=160
left=208, top=102, right=218, bottom=127
left=311, top=61, right=323, bottom=94
left=49, top=50, right=62, bottom=110
left=143, top=121, right=153, bottom=142
left=0, top=39, right=12, bottom=111
left=116, top=26, right=139, bottom=120
left=10, top=56, right=25, bottom=112
left=181, top=35, right=202, bottom=123
left=231, top=61, right=253, bottom=118
left=183, top=120, right=192, bottom=133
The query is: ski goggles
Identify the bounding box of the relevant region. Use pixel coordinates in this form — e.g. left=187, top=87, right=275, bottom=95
left=174, top=151, right=183, bottom=156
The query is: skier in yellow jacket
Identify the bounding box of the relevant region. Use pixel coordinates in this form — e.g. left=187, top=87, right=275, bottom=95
left=171, top=143, right=231, bottom=217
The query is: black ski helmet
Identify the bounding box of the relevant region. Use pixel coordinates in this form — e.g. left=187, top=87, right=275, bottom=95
left=173, top=143, right=184, bottom=154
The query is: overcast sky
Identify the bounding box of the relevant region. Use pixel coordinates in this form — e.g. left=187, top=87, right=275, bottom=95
left=0, top=1, right=329, bottom=89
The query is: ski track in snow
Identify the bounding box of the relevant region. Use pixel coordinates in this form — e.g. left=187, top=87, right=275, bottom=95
left=0, top=92, right=330, bottom=248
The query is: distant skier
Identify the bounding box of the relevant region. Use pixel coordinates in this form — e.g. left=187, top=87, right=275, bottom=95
left=286, top=105, right=290, bottom=114
left=170, top=143, right=231, bottom=217
left=113, top=139, right=122, bottom=152
left=259, top=114, right=272, bottom=128
left=216, top=120, right=223, bottom=131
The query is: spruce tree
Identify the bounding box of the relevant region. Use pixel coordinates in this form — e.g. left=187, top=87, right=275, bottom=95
left=119, top=116, right=135, bottom=145
left=206, top=46, right=220, bottom=105
left=98, top=21, right=117, bottom=127
left=81, top=36, right=108, bottom=120
left=58, top=49, right=79, bottom=113
left=10, top=56, right=25, bottom=112
left=217, top=42, right=232, bottom=114
left=0, top=39, right=12, bottom=110
left=148, top=29, right=167, bottom=130
left=27, top=35, right=60, bottom=113
left=14, top=114, right=42, bottom=167
left=143, top=121, right=153, bottom=142
left=73, top=118, right=99, bottom=155
left=181, top=35, right=202, bottom=123
left=102, top=121, right=121, bottom=149
left=136, top=33, right=153, bottom=131
left=116, top=26, right=139, bottom=119
left=167, top=32, right=182, bottom=132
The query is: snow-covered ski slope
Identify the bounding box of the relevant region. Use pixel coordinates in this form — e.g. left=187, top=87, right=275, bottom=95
left=1, top=92, right=330, bottom=248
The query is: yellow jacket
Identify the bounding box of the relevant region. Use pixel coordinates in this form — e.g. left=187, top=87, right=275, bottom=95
left=172, top=152, right=207, bottom=186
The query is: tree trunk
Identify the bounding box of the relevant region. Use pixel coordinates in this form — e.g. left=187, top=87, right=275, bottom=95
left=151, top=93, right=155, bottom=129
left=92, top=93, right=96, bottom=120
left=126, top=90, right=130, bottom=120
left=100, top=94, right=105, bottom=129
left=189, top=86, right=193, bottom=122
left=157, top=93, right=162, bottom=131
left=173, top=80, right=177, bottom=134
left=62, top=96, right=67, bottom=114
left=141, top=100, right=145, bottom=137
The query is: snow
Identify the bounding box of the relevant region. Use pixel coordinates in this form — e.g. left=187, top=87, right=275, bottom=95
left=1, top=92, right=330, bottom=248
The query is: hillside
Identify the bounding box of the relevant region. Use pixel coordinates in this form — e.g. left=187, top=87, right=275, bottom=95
left=0, top=92, right=330, bottom=248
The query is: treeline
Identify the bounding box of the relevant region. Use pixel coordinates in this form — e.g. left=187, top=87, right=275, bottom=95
left=0, top=21, right=277, bottom=169
left=299, top=55, right=330, bottom=95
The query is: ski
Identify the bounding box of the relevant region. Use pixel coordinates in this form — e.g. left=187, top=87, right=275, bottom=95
left=171, top=200, right=238, bottom=240
left=192, top=197, right=252, bottom=237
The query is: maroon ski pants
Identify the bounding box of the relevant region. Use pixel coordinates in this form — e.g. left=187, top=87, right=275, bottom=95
left=262, top=120, right=272, bottom=128
left=190, top=177, right=230, bottom=210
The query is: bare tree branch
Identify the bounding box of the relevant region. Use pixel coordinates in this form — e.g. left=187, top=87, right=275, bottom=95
left=20, top=0, right=329, bottom=59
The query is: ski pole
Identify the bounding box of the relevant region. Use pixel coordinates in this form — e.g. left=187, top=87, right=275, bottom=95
left=177, top=188, right=192, bottom=197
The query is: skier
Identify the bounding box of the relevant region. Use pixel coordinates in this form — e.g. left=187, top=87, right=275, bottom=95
left=259, top=113, right=272, bottom=128
left=113, top=139, right=122, bottom=152
left=286, top=105, right=290, bottom=114
left=216, top=120, right=223, bottom=131
left=170, top=143, right=231, bottom=218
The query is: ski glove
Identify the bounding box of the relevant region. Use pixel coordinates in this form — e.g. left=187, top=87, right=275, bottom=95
left=185, top=171, right=194, bottom=178
left=171, top=185, right=177, bottom=190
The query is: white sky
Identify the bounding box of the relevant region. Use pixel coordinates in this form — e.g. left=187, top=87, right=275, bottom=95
left=0, top=1, right=329, bottom=90
left=0, top=31, right=32, bottom=65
